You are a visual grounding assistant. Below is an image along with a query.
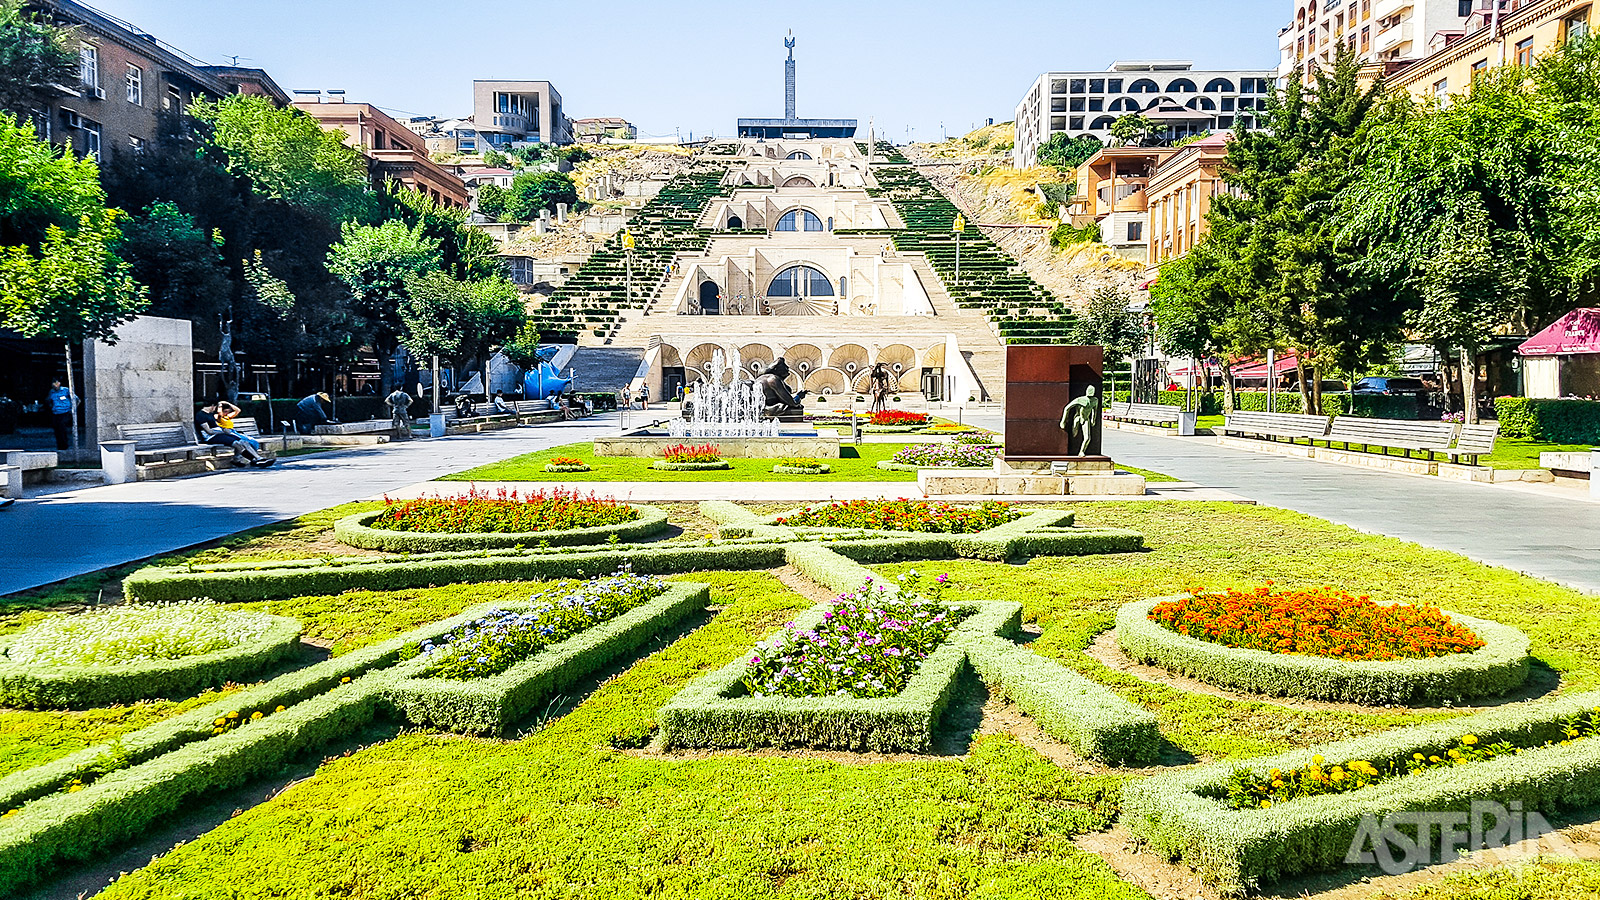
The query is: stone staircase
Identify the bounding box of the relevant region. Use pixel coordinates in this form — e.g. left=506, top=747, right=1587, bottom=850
left=564, top=346, right=647, bottom=395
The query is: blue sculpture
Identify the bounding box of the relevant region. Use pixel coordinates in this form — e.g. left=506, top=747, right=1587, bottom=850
left=523, top=360, right=573, bottom=399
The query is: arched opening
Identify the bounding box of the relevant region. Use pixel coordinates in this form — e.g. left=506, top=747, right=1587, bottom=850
left=765, top=264, right=834, bottom=315
left=775, top=208, right=825, bottom=232
left=726, top=214, right=743, bottom=230
left=826, top=216, right=834, bottom=231
left=1167, top=78, right=1197, bottom=92
left=781, top=175, right=816, bottom=188
left=1090, top=115, right=1117, bottom=130
left=698, top=281, right=721, bottom=315
left=786, top=150, right=812, bottom=160
left=1128, top=78, right=1159, bottom=93
left=1185, top=96, right=1218, bottom=110
left=1205, top=77, right=1235, bottom=92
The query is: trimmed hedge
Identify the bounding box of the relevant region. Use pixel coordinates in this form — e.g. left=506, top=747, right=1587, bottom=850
left=1494, top=396, right=1600, bottom=443
left=1122, top=691, right=1600, bottom=894
left=658, top=601, right=1021, bottom=753
left=1114, top=598, right=1530, bottom=704
left=383, top=583, right=710, bottom=734
left=1323, top=393, right=1422, bottom=420
left=650, top=460, right=731, bottom=471
left=771, top=464, right=830, bottom=474
left=962, top=634, right=1160, bottom=765
left=0, top=614, right=303, bottom=709
left=543, top=463, right=591, bottom=473
left=332, top=504, right=669, bottom=552
left=875, top=461, right=922, bottom=471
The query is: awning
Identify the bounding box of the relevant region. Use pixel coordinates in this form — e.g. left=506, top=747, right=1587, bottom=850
left=1230, top=352, right=1300, bottom=378
left=1518, top=308, right=1600, bottom=357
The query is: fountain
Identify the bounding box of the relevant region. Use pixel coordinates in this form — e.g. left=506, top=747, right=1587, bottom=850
left=592, top=348, right=841, bottom=458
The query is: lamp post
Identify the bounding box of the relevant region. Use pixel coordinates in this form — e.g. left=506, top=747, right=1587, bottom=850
left=622, top=228, right=635, bottom=307
left=952, top=213, right=965, bottom=285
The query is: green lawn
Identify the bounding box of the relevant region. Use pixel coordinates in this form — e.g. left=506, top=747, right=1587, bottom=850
left=9, top=500, right=1600, bottom=898
left=1477, top=438, right=1593, bottom=471
left=443, top=441, right=919, bottom=482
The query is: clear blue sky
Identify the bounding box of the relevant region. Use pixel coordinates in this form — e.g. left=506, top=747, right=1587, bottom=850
left=88, top=0, right=1283, bottom=142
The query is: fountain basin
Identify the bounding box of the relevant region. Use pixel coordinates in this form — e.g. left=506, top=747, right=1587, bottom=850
left=594, top=428, right=841, bottom=458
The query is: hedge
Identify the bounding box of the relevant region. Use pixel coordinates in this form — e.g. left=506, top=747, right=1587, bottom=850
left=1111, top=390, right=1222, bottom=415
left=332, top=504, right=669, bottom=552
left=1494, top=396, right=1600, bottom=443
left=0, top=614, right=303, bottom=709
left=1323, top=393, right=1422, bottom=420
left=1114, top=598, right=1530, bottom=704
left=543, top=463, right=591, bottom=473
left=1122, top=691, right=1600, bottom=894
left=658, top=601, right=1021, bottom=753
left=962, top=634, right=1160, bottom=765
left=861, top=424, right=928, bottom=434
left=650, top=460, right=732, bottom=471
left=383, top=583, right=710, bottom=735
left=771, top=464, right=830, bottom=474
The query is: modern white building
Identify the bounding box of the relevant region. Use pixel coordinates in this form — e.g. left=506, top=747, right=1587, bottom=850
left=1012, top=61, right=1273, bottom=168
left=1276, top=0, right=1474, bottom=82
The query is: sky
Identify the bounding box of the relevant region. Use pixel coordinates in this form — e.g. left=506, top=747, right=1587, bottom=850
left=87, top=0, right=1284, bottom=143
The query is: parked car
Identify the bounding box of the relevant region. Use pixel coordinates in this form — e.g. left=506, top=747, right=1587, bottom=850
left=1352, top=376, right=1429, bottom=395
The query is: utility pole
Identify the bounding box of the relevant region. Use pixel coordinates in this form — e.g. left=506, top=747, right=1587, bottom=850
left=952, top=213, right=965, bottom=285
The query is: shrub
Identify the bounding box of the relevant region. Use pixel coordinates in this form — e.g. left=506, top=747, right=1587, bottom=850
left=417, top=567, right=667, bottom=679
left=1323, top=393, right=1421, bottom=420
left=1115, top=598, right=1529, bottom=704
left=776, top=499, right=1017, bottom=533
left=1147, top=585, right=1486, bottom=661
left=869, top=410, right=929, bottom=426
left=1493, top=396, right=1600, bottom=443
left=371, top=487, right=635, bottom=534
left=950, top=430, right=1000, bottom=445
left=334, top=504, right=667, bottom=552
left=661, top=443, right=723, bottom=463
left=886, top=443, right=999, bottom=468
left=772, top=458, right=829, bottom=475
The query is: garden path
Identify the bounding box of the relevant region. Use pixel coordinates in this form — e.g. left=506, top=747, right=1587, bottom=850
left=1102, top=427, right=1600, bottom=595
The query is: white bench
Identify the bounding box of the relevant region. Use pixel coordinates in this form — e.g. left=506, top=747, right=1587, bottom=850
left=230, top=417, right=286, bottom=453
left=1326, top=417, right=1459, bottom=459
left=1445, top=422, right=1500, bottom=466
left=1219, top=410, right=1332, bottom=442
left=1106, top=402, right=1182, bottom=427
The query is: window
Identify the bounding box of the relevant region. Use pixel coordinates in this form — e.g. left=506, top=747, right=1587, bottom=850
left=775, top=209, right=825, bottom=232
left=1070, top=97, right=1086, bottom=111
left=82, top=122, right=100, bottom=158
left=125, top=64, right=142, bottom=105
left=1471, top=58, right=1488, bottom=75
left=1222, top=97, right=1235, bottom=111
left=1362, top=0, right=1370, bottom=16
left=1051, top=116, right=1067, bottom=130
left=1433, top=78, right=1449, bottom=96
left=1108, top=78, right=1123, bottom=92
left=1090, top=115, right=1116, bottom=129
left=766, top=265, right=834, bottom=297
left=1069, top=116, right=1085, bottom=130
left=79, top=43, right=98, bottom=90
left=1458, top=0, right=1472, bottom=15
left=1088, top=97, right=1103, bottom=111
left=1218, top=115, right=1235, bottom=128
left=128, top=134, right=145, bottom=153
left=1051, top=98, right=1067, bottom=112
left=1515, top=37, right=1534, bottom=66
left=1128, top=78, right=1160, bottom=92
left=1361, top=26, right=1370, bottom=51
left=1204, top=77, right=1235, bottom=92
left=1051, top=79, right=1069, bottom=94
left=1566, top=11, right=1591, bottom=40
left=1127, top=221, right=1143, bottom=241
left=1166, top=78, right=1197, bottom=92
left=165, top=85, right=181, bottom=111
left=1069, top=78, right=1086, bottom=92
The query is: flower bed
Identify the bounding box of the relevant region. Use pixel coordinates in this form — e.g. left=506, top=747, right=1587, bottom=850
left=1122, top=692, right=1600, bottom=894
left=772, top=457, right=830, bottom=475
left=876, top=442, right=1000, bottom=470
left=1148, top=585, right=1486, bottom=661
left=1115, top=597, right=1530, bottom=703
left=775, top=499, right=1018, bottom=534
left=0, top=602, right=303, bottom=709
left=543, top=456, right=591, bottom=473
left=870, top=410, right=930, bottom=427
left=661, top=443, right=723, bottom=463
left=371, top=487, right=635, bottom=534
left=333, top=500, right=668, bottom=552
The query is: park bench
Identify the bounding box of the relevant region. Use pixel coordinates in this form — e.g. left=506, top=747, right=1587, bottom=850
left=1446, top=422, right=1500, bottom=466
left=1326, top=416, right=1458, bottom=459
left=230, top=418, right=286, bottom=453
left=115, top=423, right=228, bottom=465
left=0, top=451, right=54, bottom=498
left=1105, top=402, right=1183, bottom=428
left=442, top=406, right=520, bottom=434
left=1219, top=410, right=1333, bottom=442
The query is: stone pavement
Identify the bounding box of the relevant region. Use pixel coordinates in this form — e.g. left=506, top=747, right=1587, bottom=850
left=0, top=417, right=621, bottom=597
left=383, top=480, right=1242, bottom=503
left=1105, top=428, right=1600, bottom=595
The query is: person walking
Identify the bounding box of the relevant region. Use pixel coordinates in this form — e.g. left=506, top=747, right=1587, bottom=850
left=47, top=380, right=74, bottom=451
left=637, top=384, right=650, bottom=411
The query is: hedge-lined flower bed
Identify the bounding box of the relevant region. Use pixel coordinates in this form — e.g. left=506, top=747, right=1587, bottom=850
left=372, top=487, right=635, bottom=534
left=333, top=503, right=669, bottom=552
left=772, top=457, right=830, bottom=475
left=543, top=456, right=590, bottom=473
left=415, top=567, right=667, bottom=679
left=0, top=604, right=303, bottom=709
left=1115, top=597, right=1530, bottom=704
left=1148, top=585, right=1486, bottom=661
left=775, top=499, right=1018, bottom=533
left=871, top=410, right=929, bottom=427
left=877, top=443, right=1000, bottom=470
left=1122, top=692, right=1600, bottom=894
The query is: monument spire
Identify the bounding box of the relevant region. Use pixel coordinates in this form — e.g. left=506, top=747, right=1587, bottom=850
left=784, top=30, right=797, bottom=119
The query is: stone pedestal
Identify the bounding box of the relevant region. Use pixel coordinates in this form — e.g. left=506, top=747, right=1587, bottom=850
left=100, top=440, right=138, bottom=485
left=919, top=460, right=1146, bottom=497
left=0, top=465, right=21, bottom=498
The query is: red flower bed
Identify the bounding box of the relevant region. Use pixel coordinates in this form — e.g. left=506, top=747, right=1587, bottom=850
left=870, top=410, right=930, bottom=426
left=661, top=443, right=723, bottom=463
left=775, top=498, right=1016, bottom=533
left=374, top=487, right=637, bottom=534
left=1148, top=584, right=1486, bottom=661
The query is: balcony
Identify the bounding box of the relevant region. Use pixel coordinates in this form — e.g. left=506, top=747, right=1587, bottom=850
left=1373, top=0, right=1413, bottom=21
left=1375, top=20, right=1412, bottom=53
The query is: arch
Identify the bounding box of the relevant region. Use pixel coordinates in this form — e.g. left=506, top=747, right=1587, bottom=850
left=804, top=367, right=849, bottom=395
left=785, top=150, right=812, bottom=160
left=1185, top=96, right=1218, bottom=110
left=781, top=175, right=816, bottom=188
left=921, top=343, right=947, bottom=367
left=726, top=213, right=743, bottom=230
left=684, top=342, right=733, bottom=385
left=1089, top=115, right=1117, bottom=130
left=1128, top=78, right=1160, bottom=93
left=828, top=343, right=870, bottom=377
left=1166, top=78, right=1197, bottom=92
left=1205, top=77, right=1235, bottom=92
left=658, top=344, right=683, bottom=368
left=698, top=281, right=721, bottom=315
left=775, top=208, right=825, bottom=232
left=1108, top=97, right=1140, bottom=112
left=739, top=342, right=775, bottom=377
left=783, top=344, right=823, bottom=383
left=767, top=264, right=834, bottom=298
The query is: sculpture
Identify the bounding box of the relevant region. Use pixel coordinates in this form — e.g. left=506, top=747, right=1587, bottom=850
left=385, top=388, right=413, bottom=441
left=755, top=357, right=807, bottom=419
left=867, top=362, right=895, bottom=413
left=1058, top=385, right=1101, bottom=456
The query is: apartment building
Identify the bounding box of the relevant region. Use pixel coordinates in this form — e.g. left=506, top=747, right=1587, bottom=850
left=572, top=117, right=637, bottom=142
left=292, top=95, right=469, bottom=208
left=1012, top=62, right=1273, bottom=168
left=1143, top=134, right=1239, bottom=279
left=1277, top=0, right=1474, bottom=82
left=1069, top=145, right=1179, bottom=259
left=1386, top=0, right=1592, bottom=98
left=472, top=81, right=572, bottom=148
left=28, top=0, right=287, bottom=162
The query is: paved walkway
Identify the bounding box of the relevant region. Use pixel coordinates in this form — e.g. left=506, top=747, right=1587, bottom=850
left=0, top=418, right=620, bottom=596
left=1105, top=428, right=1600, bottom=595
left=386, top=480, right=1242, bottom=503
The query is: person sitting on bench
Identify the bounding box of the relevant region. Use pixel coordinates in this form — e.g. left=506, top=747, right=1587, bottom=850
left=454, top=393, right=475, bottom=418
left=295, top=392, right=333, bottom=434
left=198, top=402, right=273, bottom=467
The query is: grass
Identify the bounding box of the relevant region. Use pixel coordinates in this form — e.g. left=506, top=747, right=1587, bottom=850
left=1117, top=465, right=1177, bottom=483
left=1478, top=438, right=1593, bottom=471
left=441, top=441, right=923, bottom=482
left=9, top=500, right=1600, bottom=897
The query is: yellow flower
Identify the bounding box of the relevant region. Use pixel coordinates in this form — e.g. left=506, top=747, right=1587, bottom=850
left=1272, top=780, right=1284, bottom=789
left=1269, top=768, right=1281, bottom=779
left=1312, top=754, right=1325, bottom=765
left=1448, top=749, right=1461, bottom=758
left=1461, top=735, right=1478, bottom=746
left=1414, top=753, right=1425, bottom=761
left=1260, top=800, right=1272, bottom=809
left=215, top=718, right=226, bottom=727
left=340, top=677, right=352, bottom=684
left=2, top=809, right=16, bottom=817
left=1429, top=755, right=1442, bottom=763
left=250, top=711, right=263, bottom=720
left=275, top=705, right=286, bottom=713
left=1330, top=769, right=1346, bottom=783
left=67, top=783, right=82, bottom=793
left=226, top=711, right=239, bottom=719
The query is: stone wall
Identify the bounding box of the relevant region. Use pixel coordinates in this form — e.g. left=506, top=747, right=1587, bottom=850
left=83, top=316, right=194, bottom=444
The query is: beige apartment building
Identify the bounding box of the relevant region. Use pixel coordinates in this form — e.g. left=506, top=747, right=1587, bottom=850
left=1144, top=134, right=1236, bottom=279
left=1070, top=146, right=1178, bottom=259
left=1386, top=0, right=1593, bottom=98
left=1277, top=0, right=1473, bottom=83
left=472, top=80, right=572, bottom=149
left=292, top=95, right=469, bottom=208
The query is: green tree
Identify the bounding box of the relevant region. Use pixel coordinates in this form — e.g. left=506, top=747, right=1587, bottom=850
left=399, top=271, right=525, bottom=375
left=1035, top=133, right=1102, bottom=169
left=1071, top=285, right=1144, bottom=366
left=475, top=183, right=510, bottom=222
left=499, top=319, right=544, bottom=369
left=480, top=149, right=509, bottom=169
left=1110, top=114, right=1156, bottom=147
left=505, top=171, right=578, bottom=222
left=0, top=0, right=76, bottom=118
left=119, top=202, right=230, bottom=323
left=327, top=219, right=442, bottom=392
left=190, top=95, right=372, bottom=224
left=378, top=187, right=499, bottom=281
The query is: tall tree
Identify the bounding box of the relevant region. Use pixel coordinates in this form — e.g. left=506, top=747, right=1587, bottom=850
left=505, top=171, right=578, bottom=222
left=1036, top=133, right=1102, bottom=169
left=1071, top=285, right=1144, bottom=367
left=327, top=218, right=441, bottom=392
left=0, top=0, right=76, bottom=119
left=399, top=271, right=525, bottom=377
